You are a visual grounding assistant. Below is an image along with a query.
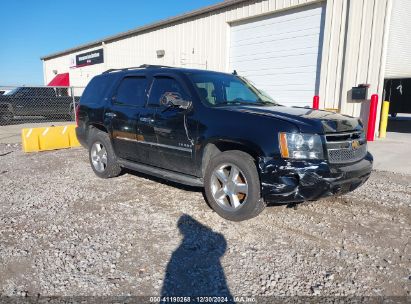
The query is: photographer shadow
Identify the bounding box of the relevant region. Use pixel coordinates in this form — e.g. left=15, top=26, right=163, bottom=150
left=161, top=214, right=234, bottom=301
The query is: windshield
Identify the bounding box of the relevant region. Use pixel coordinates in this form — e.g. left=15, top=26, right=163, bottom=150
left=4, top=88, right=20, bottom=95
left=4, top=87, right=32, bottom=96
left=188, top=72, right=278, bottom=107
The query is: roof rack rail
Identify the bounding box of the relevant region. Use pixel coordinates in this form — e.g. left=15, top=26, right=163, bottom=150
left=139, top=64, right=172, bottom=69
left=103, top=64, right=173, bottom=74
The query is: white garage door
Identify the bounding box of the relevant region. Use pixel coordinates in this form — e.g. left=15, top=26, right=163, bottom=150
left=229, top=3, right=325, bottom=107
left=385, top=0, right=411, bottom=79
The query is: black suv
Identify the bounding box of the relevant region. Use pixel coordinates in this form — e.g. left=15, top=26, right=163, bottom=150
left=0, top=87, right=79, bottom=124
left=76, top=65, right=373, bottom=221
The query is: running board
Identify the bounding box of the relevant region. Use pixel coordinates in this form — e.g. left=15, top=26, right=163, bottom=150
left=118, top=158, right=203, bottom=187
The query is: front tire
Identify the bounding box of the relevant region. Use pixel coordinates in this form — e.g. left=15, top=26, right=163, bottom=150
left=204, top=150, right=265, bottom=221
left=88, top=129, right=122, bottom=178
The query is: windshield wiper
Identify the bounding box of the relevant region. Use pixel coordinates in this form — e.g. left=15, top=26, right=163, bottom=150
left=214, top=101, right=252, bottom=106
left=255, top=100, right=278, bottom=106
left=215, top=100, right=279, bottom=107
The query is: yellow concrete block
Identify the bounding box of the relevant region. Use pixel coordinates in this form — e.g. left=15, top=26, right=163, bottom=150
left=67, top=125, right=81, bottom=147
left=38, top=126, right=70, bottom=151
left=21, top=125, right=80, bottom=153
left=21, top=128, right=42, bottom=152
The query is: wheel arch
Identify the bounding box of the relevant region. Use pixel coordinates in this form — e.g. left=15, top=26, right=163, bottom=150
left=200, top=139, right=263, bottom=177
left=88, top=123, right=108, bottom=133
left=86, top=123, right=109, bottom=145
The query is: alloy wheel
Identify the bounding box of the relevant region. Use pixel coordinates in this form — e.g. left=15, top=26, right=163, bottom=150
left=91, top=141, right=108, bottom=173
left=210, top=163, right=248, bottom=211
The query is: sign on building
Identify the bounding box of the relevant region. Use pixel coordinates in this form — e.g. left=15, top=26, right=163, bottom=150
left=75, top=49, right=104, bottom=67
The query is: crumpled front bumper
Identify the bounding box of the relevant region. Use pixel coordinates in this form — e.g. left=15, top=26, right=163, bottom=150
left=258, top=152, right=373, bottom=204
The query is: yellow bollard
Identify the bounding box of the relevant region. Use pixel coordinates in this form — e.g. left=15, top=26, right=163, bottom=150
left=379, top=101, right=390, bottom=138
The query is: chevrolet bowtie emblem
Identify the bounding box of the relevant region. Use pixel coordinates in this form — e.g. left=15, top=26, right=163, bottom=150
left=351, top=140, right=360, bottom=150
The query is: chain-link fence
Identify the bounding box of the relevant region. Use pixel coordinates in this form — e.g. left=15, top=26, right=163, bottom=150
left=0, top=86, right=84, bottom=126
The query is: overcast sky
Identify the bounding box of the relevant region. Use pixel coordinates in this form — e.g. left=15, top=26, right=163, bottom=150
left=0, top=0, right=221, bottom=86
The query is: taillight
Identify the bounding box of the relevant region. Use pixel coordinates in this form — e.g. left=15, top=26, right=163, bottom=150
left=75, top=105, right=80, bottom=126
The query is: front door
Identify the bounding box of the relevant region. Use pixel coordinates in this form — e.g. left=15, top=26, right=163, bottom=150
left=146, top=75, right=196, bottom=175
left=109, top=76, right=148, bottom=161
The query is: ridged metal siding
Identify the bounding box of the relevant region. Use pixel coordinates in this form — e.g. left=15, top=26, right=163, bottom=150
left=43, top=0, right=320, bottom=87
left=319, top=0, right=392, bottom=133
left=43, top=0, right=395, bottom=128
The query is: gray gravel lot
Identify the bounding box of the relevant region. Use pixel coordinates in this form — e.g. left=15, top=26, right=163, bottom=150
left=0, top=144, right=410, bottom=298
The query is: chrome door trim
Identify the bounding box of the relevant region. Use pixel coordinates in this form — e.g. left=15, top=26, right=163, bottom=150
left=116, top=136, right=138, bottom=142
left=116, top=136, right=192, bottom=152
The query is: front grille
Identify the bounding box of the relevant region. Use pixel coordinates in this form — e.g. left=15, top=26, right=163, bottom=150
left=326, top=131, right=368, bottom=164
left=328, top=144, right=367, bottom=163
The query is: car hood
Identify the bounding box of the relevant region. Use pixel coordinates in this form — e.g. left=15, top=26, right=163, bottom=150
left=217, top=105, right=363, bottom=134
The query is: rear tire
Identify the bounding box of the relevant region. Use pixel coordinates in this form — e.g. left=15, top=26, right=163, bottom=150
left=88, top=129, right=122, bottom=178
left=204, top=150, right=265, bottom=221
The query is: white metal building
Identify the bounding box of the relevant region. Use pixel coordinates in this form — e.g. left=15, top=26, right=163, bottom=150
left=41, top=0, right=411, bottom=136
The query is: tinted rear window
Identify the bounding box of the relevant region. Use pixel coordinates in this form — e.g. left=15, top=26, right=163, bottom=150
left=80, top=75, right=114, bottom=105
left=115, top=77, right=148, bottom=107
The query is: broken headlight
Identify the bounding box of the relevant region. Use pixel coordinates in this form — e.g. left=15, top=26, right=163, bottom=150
left=279, top=132, right=324, bottom=160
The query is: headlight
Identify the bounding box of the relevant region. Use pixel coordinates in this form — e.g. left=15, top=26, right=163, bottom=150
left=279, top=132, right=324, bottom=160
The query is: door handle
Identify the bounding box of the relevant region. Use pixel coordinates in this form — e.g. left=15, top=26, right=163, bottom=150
left=139, top=117, right=155, bottom=123
left=105, top=112, right=117, bottom=118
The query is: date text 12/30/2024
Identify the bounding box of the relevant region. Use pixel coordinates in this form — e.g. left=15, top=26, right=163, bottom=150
left=149, top=296, right=256, bottom=303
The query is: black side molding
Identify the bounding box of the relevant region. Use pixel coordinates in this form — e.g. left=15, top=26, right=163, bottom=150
left=118, top=158, right=203, bottom=187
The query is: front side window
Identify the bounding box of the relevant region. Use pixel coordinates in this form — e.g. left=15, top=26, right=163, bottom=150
left=148, top=77, right=189, bottom=106
left=188, top=72, right=277, bottom=107
left=34, top=88, right=55, bottom=97
left=195, top=82, right=216, bottom=105
left=115, top=77, right=148, bottom=107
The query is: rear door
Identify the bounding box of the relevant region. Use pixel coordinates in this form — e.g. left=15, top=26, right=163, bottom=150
left=136, top=103, right=158, bottom=166
left=109, top=76, right=148, bottom=161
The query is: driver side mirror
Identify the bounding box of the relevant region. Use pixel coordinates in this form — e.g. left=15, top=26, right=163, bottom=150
left=160, top=92, right=192, bottom=110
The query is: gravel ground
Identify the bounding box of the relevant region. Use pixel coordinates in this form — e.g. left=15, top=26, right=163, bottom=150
left=0, top=144, right=410, bottom=298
